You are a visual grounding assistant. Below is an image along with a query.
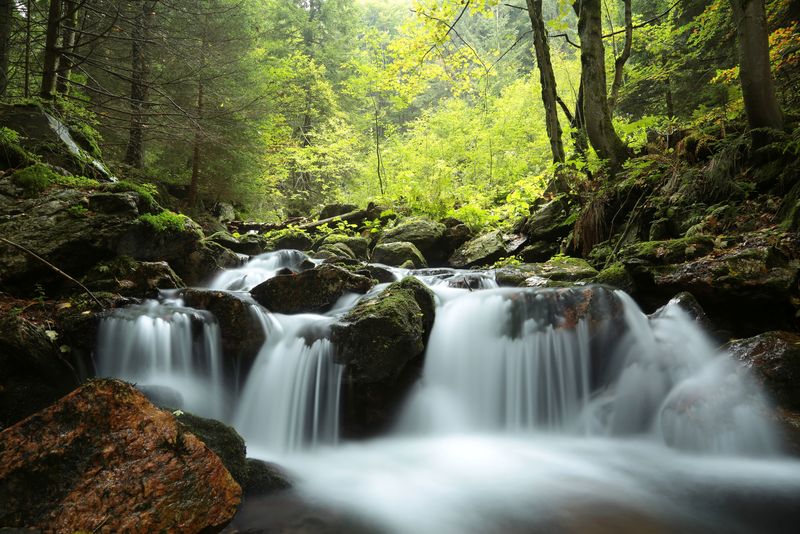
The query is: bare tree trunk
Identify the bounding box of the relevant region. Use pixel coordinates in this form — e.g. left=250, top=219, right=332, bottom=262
left=525, top=0, right=565, bottom=165
left=23, top=0, right=31, bottom=97
left=40, top=0, right=63, bottom=98
left=729, top=0, right=783, bottom=145
left=55, top=0, right=78, bottom=94
left=188, top=80, right=204, bottom=208
left=609, top=0, right=632, bottom=113
left=574, top=0, right=629, bottom=168
left=125, top=1, right=155, bottom=168
left=0, top=0, right=13, bottom=97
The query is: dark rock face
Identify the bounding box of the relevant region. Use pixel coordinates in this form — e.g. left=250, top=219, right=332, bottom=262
left=175, top=411, right=248, bottom=487
left=727, top=332, right=800, bottom=410
left=319, top=203, right=358, bottom=220
left=83, top=258, right=184, bottom=298
left=182, top=240, right=243, bottom=286
left=378, top=218, right=446, bottom=264
left=268, top=231, right=314, bottom=252
left=0, top=315, right=80, bottom=430
left=371, top=241, right=427, bottom=268
left=244, top=459, right=292, bottom=496
left=182, top=289, right=266, bottom=383
left=209, top=231, right=266, bottom=256
left=251, top=264, right=374, bottom=314
left=0, top=379, right=241, bottom=532
left=522, top=199, right=574, bottom=241
left=440, top=222, right=473, bottom=259
left=332, top=278, right=435, bottom=436
left=518, top=241, right=559, bottom=263
left=449, top=230, right=527, bottom=268
left=318, top=234, right=370, bottom=260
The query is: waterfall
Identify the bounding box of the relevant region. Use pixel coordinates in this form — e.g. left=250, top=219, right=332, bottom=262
left=96, top=299, right=226, bottom=420
left=209, top=249, right=315, bottom=291
left=235, top=313, right=344, bottom=454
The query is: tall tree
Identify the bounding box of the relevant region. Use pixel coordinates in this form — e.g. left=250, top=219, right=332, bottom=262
left=729, top=0, right=783, bottom=144
left=40, top=0, right=62, bottom=98
left=54, top=0, right=78, bottom=94
left=125, top=0, right=156, bottom=168
left=608, top=0, right=632, bottom=113
left=0, top=0, right=14, bottom=97
left=525, top=0, right=565, bottom=165
left=573, top=0, right=628, bottom=168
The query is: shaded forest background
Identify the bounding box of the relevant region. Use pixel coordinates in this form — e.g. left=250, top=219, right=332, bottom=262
left=0, top=0, right=798, bottom=227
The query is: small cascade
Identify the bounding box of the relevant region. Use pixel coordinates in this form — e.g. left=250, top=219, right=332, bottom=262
left=209, top=249, right=315, bottom=291
left=96, top=299, right=226, bottom=419
left=235, top=313, right=343, bottom=454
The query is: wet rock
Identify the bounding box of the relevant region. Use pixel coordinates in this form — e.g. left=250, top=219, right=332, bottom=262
left=175, top=411, right=247, bottom=486
left=208, top=231, right=266, bottom=256
left=318, top=234, right=370, bottom=260
left=244, top=459, right=292, bottom=496
left=371, top=241, right=427, bottom=268
left=494, top=258, right=597, bottom=288
left=378, top=218, right=446, bottom=264
left=317, top=242, right=357, bottom=261
left=651, top=292, right=715, bottom=331
left=727, top=331, right=800, bottom=410
left=332, top=278, right=435, bottom=436
left=182, top=289, right=265, bottom=381
left=251, top=264, right=374, bottom=314
left=593, top=262, right=635, bottom=293
left=440, top=221, right=473, bottom=259
left=0, top=379, right=241, bottom=532
left=0, top=315, right=79, bottom=429
left=267, top=230, right=314, bottom=252
left=518, top=241, right=559, bottom=263
left=448, top=230, right=526, bottom=268
left=358, top=264, right=398, bottom=284
left=620, top=235, right=715, bottom=265
left=83, top=257, right=183, bottom=298
left=181, top=240, right=243, bottom=286
left=137, top=385, right=184, bottom=410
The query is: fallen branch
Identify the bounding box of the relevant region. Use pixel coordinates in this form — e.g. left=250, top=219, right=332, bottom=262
left=0, top=238, right=105, bottom=309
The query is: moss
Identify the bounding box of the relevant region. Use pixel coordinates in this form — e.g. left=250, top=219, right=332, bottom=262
left=594, top=262, right=634, bottom=291
left=621, top=235, right=715, bottom=264
left=0, top=126, right=35, bottom=169
left=56, top=174, right=100, bottom=188
left=67, top=205, right=89, bottom=218
left=138, top=210, right=189, bottom=233
left=10, top=163, right=61, bottom=193
left=105, top=180, right=160, bottom=213
left=68, top=122, right=103, bottom=159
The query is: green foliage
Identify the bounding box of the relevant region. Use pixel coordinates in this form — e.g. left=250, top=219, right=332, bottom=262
left=138, top=210, right=189, bottom=233
left=10, top=164, right=62, bottom=194
left=67, top=205, right=89, bottom=218
left=492, top=256, right=522, bottom=268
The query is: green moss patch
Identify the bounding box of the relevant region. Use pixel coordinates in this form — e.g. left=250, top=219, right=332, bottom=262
left=138, top=210, right=189, bottom=233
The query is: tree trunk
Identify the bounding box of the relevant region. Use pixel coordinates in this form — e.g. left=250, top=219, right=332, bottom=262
left=40, top=0, right=63, bottom=98
left=55, top=0, right=78, bottom=94
left=574, top=0, right=628, bottom=168
left=729, top=0, right=783, bottom=144
left=188, top=80, right=204, bottom=208
left=608, top=0, right=632, bottom=113
left=23, top=0, right=31, bottom=97
left=525, top=0, right=565, bottom=165
left=125, top=1, right=155, bottom=168
left=0, top=0, right=13, bottom=97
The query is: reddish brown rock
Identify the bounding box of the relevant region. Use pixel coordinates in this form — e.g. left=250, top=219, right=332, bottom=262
left=0, top=379, right=241, bottom=532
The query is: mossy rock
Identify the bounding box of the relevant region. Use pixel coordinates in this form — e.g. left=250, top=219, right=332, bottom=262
left=174, top=411, right=248, bottom=486
left=372, top=241, right=427, bottom=268
left=318, top=242, right=357, bottom=260
left=265, top=228, right=313, bottom=251
left=620, top=235, right=715, bottom=265
left=593, top=262, right=634, bottom=293
left=449, top=230, right=517, bottom=268
left=377, top=218, right=446, bottom=263
left=244, top=459, right=292, bottom=496
left=318, top=234, right=370, bottom=259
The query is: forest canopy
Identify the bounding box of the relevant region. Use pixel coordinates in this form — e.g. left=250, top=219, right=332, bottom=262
left=0, top=0, right=797, bottom=226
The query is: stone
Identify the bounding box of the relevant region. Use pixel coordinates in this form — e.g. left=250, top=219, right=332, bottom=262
left=244, top=459, right=292, bottom=496
left=332, top=278, right=435, bottom=436
left=318, top=234, right=370, bottom=260
left=522, top=199, right=574, bottom=241
left=371, top=242, right=427, bottom=268
left=378, top=218, right=446, bottom=264
left=83, top=257, right=184, bottom=298
left=319, top=203, right=358, bottom=220
left=318, top=242, right=357, bottom=260
left=0, top=379, right=240, bottom=532
left=251, top=264, right=374, bottom=314
left=214, top=202, right=236, bottom=222
left=727, top=332, right=800, bottom=410
left=209, top=231, right=266, bottom=256
left=518, top=241, right=559, bottom=263
left=593, top=262, right=635, bottom=293
left=440, top=222, right=473, bottom=258
left=448, top=230, right=526, bottom=268
left=268, top=230, right=314, bottom=252
left=522, top=256, right=598, bottom=282
left=0, top=315, right=79, bottom=429
left=175, top=411, right=248, bottom=486
left=182, top=289, right=266, bottom=382
left=181, top=240, right=243, bottom=286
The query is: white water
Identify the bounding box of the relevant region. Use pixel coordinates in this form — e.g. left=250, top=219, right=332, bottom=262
left=96, top=250, right=800, bottom=532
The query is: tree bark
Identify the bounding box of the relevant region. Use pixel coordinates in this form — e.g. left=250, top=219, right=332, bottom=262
left=23, top=0, right=31, bottom=97
left=729, top=0, right=783, bottom=144
left=525, top=0, right=565, bottom=165
left=608, top=0, right=632, bottom=113
left=125, top=1, right=155, bottom=168
left=40, top=0, right=63, bottom=98
left=55, top=0, right=78, bottom=94
left=188, top=80, right=204, bottom=208
left=573, top=0, right=628, bottom=168
left=0, top=0, right=13, bottom=97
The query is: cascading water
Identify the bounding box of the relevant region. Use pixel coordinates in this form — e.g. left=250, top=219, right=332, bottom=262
left=96, top=299, right=226, bottom=419
left=96, top=250, right=800, bottom=533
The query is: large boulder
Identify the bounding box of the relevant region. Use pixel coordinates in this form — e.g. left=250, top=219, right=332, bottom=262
left=182, top=289, right=266, bottom=383
left=726, top=331, right=800, bottom=410
left=0, top=379, right=241, bottom=532
left=250, top=264, right=374, bottom=314
left=371, top=241, right=427, bottom=268
left=182, top=240, right=243, bottom=286
left=83, top=257, right=184, bottom=298
left=0, top=314, right=80, bottom=429
left=209, top=231, right=267, bottom=256
left=448, top=230, right=527, bottom=268
left=522, top=198, right=574, bottom=241
left=377, top=218, right=446, bottom=264
left=319, top=203, right=358, bottom=220
left=243, top=459, right=292, bottom=496
left=317, top=234, right=370, bottom=260
left=332, top=278, right=435, bottom=436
